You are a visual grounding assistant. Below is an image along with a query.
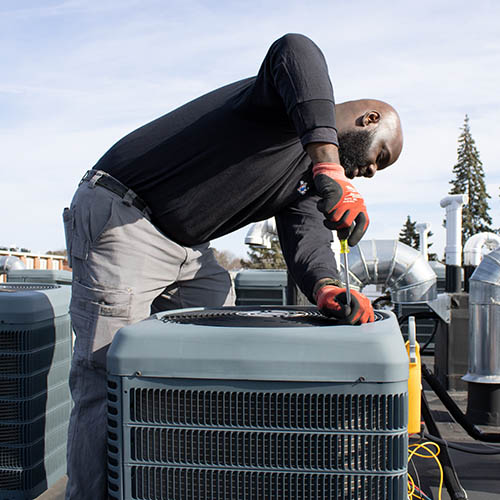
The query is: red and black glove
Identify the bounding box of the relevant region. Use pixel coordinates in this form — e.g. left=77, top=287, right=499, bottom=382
left=312, top=162, right=369, bottom=246
left=315, top=284, right=375, bottom=325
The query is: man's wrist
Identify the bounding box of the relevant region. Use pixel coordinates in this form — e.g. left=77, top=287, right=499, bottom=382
left=306, top=142, right=340, bottom=164
left=312, top=162, right=345, bottom=180
left=313, top=278, right=342, bottom=301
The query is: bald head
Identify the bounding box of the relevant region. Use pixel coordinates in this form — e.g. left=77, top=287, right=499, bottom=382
left=334, top=99, right=403, bottom=179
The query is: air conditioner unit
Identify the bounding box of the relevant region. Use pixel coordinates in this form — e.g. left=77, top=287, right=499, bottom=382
left=107, top=306, right=409, bottom=500
left=234, top=269, right=287, bottom=306
left=7, top=270, right=72, bottom=286
left=0, top=284, right=72, bottom=499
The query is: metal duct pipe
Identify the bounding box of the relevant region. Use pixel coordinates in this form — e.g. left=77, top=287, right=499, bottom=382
left=416, top=223, right=431, bottom=261
left=463, top=247, right=500, bottom=425
left=464, top=232, right=500, bottom=267
left=0, top=255, right=26, bottom=274
left=463, top=232, right=500, bottom=292
left=465, top=248, right=500, bottom=377
left=343, top=239, right=437, bottom=303
left=440, top=194, right=468, bottom=292
left=244, top=218, right=276, bottom=249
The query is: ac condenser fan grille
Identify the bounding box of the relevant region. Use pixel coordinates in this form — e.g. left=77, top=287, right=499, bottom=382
left=161, top=307, right=384, bottom=327
left=0, top=284, right=59, bottom=291
left=131, top=427, right=406, bottom=471
left=129, top=389, right=406, bottom=431
left=131, top=467, right=406, bottom=500
left=120, top=387, right=407, bottom=498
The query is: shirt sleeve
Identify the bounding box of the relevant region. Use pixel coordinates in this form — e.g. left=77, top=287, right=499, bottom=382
left=242, top=33, right=338, bottom=148
left=275, top=193, right=341, bottom=303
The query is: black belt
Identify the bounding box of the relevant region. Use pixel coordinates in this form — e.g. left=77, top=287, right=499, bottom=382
left=80, top=170, right=151, bottom=215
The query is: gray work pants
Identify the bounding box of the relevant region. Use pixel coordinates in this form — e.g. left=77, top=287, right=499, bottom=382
left=63, top=172, right=234, bottom=500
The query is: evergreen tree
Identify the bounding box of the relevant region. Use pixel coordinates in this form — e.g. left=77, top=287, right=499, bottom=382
left=399, top=216, right=419, bottom=249
left=241, top=234, right=286, bottom=269
left=426, top=231, right=438, bottom=262
left=449, top=115, right=492, bottom=245
left=46, top=249, right=67, bottom=256
left=212, top=249, right=243, bottom=270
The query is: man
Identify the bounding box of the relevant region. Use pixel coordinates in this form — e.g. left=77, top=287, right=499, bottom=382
left=63, top=33, right=402, bottom=499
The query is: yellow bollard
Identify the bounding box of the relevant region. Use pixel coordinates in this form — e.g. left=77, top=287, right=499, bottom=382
left=405, top=316, right=422, bottom=434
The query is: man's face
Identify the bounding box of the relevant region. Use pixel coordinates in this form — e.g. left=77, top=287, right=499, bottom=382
left=338, top=110, right=403, bottom=179
left=338, top=129, right=375, bottom=179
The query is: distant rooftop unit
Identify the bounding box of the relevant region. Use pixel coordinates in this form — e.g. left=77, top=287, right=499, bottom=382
left=7, top=270, right=72, bottom=286
left=234, top=269, right=287, bottom=306
left=0, top=251, right=68, bottom=283
left=0, top=283, right=72, bottom=499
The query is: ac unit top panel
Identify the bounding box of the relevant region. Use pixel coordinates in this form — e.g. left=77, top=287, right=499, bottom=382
left=108, top=307, right=408, bottom=383
left=0, top=284, right=70, bottom=324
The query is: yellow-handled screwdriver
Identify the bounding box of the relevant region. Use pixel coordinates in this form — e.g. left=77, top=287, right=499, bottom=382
left=340, top=239, right=351, bottom=311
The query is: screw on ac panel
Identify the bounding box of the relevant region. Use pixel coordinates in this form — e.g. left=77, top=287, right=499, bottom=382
left=135, top=371, right=142, bottom=377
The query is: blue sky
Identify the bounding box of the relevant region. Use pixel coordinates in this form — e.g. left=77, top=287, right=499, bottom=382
left=2, top=0, right=499, bottom=258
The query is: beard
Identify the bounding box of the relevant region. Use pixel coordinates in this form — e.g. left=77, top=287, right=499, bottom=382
left=338, top=129, right=374, bottom=178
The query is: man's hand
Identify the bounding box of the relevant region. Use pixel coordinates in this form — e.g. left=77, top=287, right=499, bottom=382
left=312, top=162, right=369, bottom=246
left=315, top=284, right=374, bottom=324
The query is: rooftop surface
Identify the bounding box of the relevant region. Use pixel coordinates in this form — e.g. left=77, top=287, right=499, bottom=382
left=412, top=389, right=500, bottom=499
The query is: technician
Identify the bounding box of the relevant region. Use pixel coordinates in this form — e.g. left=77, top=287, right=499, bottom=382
left=63, top=33, right=403, bottom=499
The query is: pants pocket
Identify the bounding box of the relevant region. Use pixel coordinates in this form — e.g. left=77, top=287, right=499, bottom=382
left=63, top=205, right=91, bottom=265
left=74, top=189, right=116, bottom=245
left=70, top=280, right=133, bottom=366
left=88, top=194, right=116, bottom=244
left=71, top=280, right=132, bottom=319
left=68, top=187, right=116, bottom=269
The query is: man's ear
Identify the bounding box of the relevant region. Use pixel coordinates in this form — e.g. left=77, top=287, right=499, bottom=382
left=362, top=110, right=380, bottom=126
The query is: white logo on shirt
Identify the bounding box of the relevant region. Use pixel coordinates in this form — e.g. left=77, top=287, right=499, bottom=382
left=297, top=180, right=309, bottom=195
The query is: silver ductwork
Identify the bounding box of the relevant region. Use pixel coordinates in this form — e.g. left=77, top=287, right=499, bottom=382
left=463, top=232, right=500, bottom=267
left=463, top=247, right=500, bottom=383
left=0, top=255, right=26, bottom=274
left=242, top=229, right=438, bottom=304
left=342, top=239, right=437, bottom=303
left=245, top=218, right=276, bottom=249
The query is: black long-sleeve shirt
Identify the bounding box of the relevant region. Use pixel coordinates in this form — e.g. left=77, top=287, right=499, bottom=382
left=94, top=33, right=340, bottom=301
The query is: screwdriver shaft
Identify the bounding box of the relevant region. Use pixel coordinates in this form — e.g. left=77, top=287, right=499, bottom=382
left=340, top=239, right=351, bottom=308
left=343, top=251, right=351, bottom=306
